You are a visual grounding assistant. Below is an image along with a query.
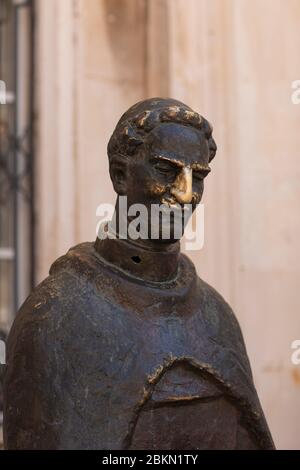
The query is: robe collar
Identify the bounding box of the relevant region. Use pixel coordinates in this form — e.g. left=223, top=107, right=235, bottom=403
left=94, top=231, right=180, bottom=283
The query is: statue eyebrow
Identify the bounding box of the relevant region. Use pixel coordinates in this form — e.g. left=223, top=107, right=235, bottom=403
left=152, top=155, right=184, bottom=168
left=153, top=156, right=211, bottom=173
left=191, top=163, right=211, bottom=173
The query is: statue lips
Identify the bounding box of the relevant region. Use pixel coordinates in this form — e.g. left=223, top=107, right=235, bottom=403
left=160, top=203, right=188, bottom=231
left=161, top=200, right=192, bottom=220
left=159, top=198, right=191, bottom=216
left=158, top=201, right=189, bottom=237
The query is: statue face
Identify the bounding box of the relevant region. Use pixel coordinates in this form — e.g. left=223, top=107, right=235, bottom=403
left=113, top=122, right=211, bottom=242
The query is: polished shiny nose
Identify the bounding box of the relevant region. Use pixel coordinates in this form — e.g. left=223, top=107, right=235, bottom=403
left=170, top=167, right=193, bottom=204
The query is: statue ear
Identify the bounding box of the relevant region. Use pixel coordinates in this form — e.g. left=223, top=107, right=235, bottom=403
left=109, top=155, right=128, bottom=195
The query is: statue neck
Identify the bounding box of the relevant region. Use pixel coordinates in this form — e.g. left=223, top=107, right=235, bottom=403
left=94, top=235, right=180, bottom=283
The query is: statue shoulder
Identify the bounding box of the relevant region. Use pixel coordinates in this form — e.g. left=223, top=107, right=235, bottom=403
left=5, top=270, right=74, bottom=354
left=194, top=276, right=251, bottom=365
left=179, top=254, right=245, bottom=344
left=204, top=277, right=232, bottom=307
left=197, top=276, right=240, bottom=327
left=9, top=241, right=104, bottom=335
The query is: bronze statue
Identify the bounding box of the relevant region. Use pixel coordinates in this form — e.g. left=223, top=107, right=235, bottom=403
left=3, top=98, right=274, bottom=449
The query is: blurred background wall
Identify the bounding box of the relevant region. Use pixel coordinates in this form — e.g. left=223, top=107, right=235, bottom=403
left=1, top=0, right=300, bottom=449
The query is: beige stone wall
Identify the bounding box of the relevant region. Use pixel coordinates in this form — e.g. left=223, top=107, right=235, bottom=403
left=35, top=0, right=300, bottom=449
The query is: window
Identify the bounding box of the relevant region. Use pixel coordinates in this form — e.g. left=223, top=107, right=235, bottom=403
left=0, top=0, right=34, bottom=332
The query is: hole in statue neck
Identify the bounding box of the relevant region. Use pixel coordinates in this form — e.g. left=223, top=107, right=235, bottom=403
left=131, top=255, right=142, bottom=264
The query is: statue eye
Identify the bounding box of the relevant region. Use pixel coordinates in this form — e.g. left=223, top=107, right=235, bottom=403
left=193, top=168, right=210, bottom=180
left=193, top=172, right=204, bottom=181
left=154, top=162, right=175, bottom=174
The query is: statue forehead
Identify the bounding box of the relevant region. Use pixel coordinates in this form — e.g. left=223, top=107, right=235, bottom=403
left=144, top=122, right=209, bottom=163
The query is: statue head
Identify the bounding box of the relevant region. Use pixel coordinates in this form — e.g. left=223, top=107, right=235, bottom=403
left=107, top=97, right=217, bottom=243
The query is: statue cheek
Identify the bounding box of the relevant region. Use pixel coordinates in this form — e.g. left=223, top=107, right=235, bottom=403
left=147, top=182, right=167, bottom=196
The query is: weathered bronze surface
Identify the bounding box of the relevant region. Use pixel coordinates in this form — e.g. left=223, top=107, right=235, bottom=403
left=3, top=98, right=274, bottom=449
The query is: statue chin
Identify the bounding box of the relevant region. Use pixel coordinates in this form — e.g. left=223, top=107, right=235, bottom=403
left=151, top=235, right=182, bottom=245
